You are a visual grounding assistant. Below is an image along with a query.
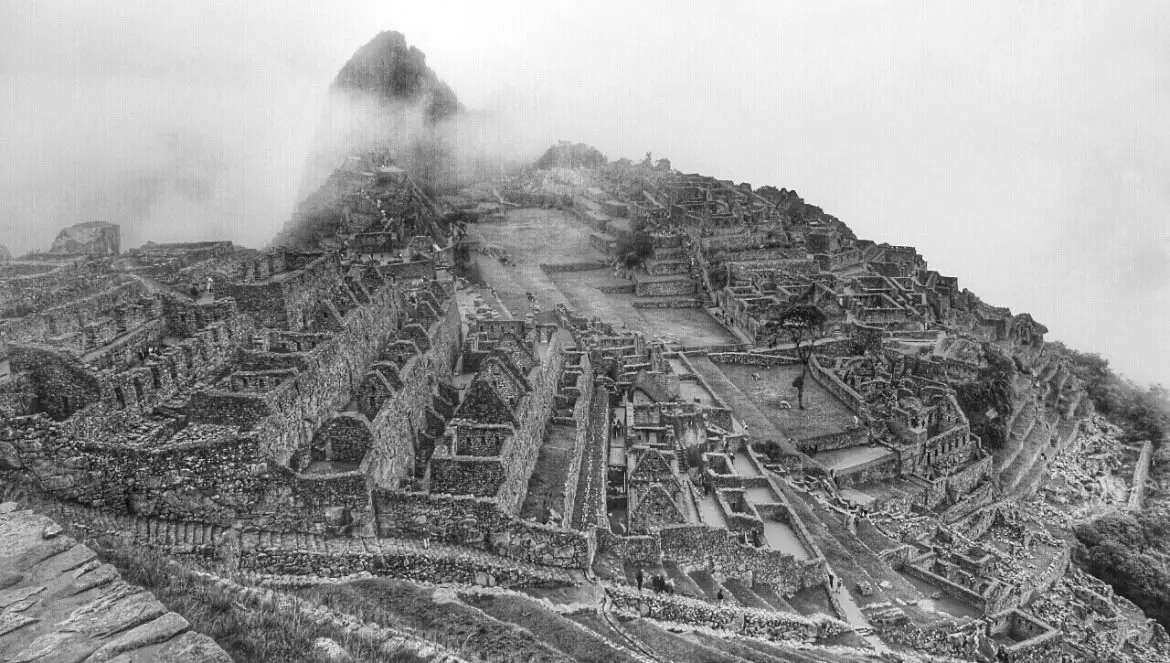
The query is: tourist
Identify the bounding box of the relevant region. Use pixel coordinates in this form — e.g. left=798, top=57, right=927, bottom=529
left=717, top=588, right=724, bottom=606
left=636, top=568, right=645, bottom=592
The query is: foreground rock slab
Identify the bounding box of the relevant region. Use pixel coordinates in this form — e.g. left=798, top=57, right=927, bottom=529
left=0, top=502, right=231, bottom=662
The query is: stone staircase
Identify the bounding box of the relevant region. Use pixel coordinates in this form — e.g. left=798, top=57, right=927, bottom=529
left=723, top=578, right=775, bottom=611
left=687, top=569, right=742, bottom=607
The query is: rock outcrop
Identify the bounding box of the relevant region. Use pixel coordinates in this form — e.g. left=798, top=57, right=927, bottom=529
left=48, top=221, right=120, bottom=256
left=331, top=30, right=461, bottom=124
left=0, top=503, right=230, bottom=662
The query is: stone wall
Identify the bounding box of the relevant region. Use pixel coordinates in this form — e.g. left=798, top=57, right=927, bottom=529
left=6, top=416, right=303, bottom=528
left=657, top=523, right=825, bottom=594
left=559, top=357, right=594, bottom=527
left=494, top=330, right=568, bottom=513
left=285, top=468, right=372, bottom=533
left=808, top=355, right=865, bottom=415
left=539, top=262, right=610, bottom=274
left=633, top=277, right=695, bottom=297
left=371, top=490, right=591, bottom=569
left=605, top=585, right=847, bottom=642
left=363, top=296, right=461, bottom=488
left=380, top=259, right=435, bottom=282
left=833, top=454, right=900, bottom=487
left=795, top=426, right=868, bottom=454
left=8, top=345, right=103, bottom=419
left=902, top=562, right=988, bottom=613
left=708, top=352, right=801, bottom=367
left=595, top=528, right=662, bottom=566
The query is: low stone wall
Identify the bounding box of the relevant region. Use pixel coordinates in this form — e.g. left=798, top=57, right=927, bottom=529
left=595, top=529, right=662, bottom=566
left=371, top=490, right=591, bottom=569
left=834, top=454, right=899, bottom=486
left=380, top=259, right=435, bottom=281
left=634, top=278, right=695, bottom=297
left=938, top=482, right=996, bottom=524
left=808, top=355, right=865, bottom=416
left=708, top=352, right=801, bottom=367
left=539, top=262, right=610, bottom=274
left=902, top=562, right=987, bottom=613
left=597, top=284, right=635, bottom=294
left=605, top=585, right=848, bottom=641
left=631, top=299, right=704, bottom=309
left=795, top=426, right=868, bottom=454
left=1019, top=543, right=1071, bottom=607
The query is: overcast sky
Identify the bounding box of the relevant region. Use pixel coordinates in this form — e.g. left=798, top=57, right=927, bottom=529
left=1, top=1, right=1167, bottom=385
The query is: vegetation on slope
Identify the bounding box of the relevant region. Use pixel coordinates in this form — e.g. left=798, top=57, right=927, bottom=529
left=535, top=143, right=607, bottom=170
left=94, top=541, right=426, bottom=663
left=298, top=579, right=575, bottom=662
left=953, top=344, right=1017, bottom=450
left=1055, top=343, right=1170, bottom=629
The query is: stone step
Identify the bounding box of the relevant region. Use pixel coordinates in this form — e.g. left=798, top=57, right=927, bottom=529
left=661, top=562, right=707, bottom=600
left=723, top=578, right=773, bottom=611
left=750, top=583, right=798, bottom=614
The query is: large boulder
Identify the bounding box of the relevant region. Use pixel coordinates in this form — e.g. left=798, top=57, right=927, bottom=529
left=48, top=221, right=120, bottom=255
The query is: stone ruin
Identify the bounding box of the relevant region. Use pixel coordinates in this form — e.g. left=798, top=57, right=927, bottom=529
left=0, top=146, right=1166, bottom=662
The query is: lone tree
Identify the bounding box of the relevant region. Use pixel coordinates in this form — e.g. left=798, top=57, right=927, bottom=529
left=761, top=304, right=826, bottom=409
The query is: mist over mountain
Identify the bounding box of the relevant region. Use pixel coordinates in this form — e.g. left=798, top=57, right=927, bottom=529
left=300, top=30, right=534, bottom=204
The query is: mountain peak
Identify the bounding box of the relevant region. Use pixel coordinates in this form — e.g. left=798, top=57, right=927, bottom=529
left=332, top=30, right=461, bottom=124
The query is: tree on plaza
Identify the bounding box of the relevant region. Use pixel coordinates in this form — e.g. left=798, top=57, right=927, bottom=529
left=760, top=304, right=827, bottom=409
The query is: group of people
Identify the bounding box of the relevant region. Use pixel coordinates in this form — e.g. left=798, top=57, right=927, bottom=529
left=135, top=344, right=164, bottom=363
left=634, top=567, right=676, bottom=595
left=188, top=276, right=214, bottom=299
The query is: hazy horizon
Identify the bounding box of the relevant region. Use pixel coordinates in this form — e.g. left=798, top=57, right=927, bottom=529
left=2, top=1, right=1166, bottom=387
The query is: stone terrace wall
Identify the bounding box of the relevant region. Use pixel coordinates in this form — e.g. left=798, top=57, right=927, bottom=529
left=605, top=585, right=847, bottom=642
left=559, top=355, right=594, bottom=527
left=795, top=426, right=868, bottom=454
left=658, top=523, right=826, bottom=594
left=3, top=279, right=148, bottom=342
left=372, top=490, right=591, bottom=569
left=634, top=278, right=695, bottom=297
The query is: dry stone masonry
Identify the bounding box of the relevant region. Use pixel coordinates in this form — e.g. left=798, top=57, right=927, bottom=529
left=1, top=144, right=1167, bottom=663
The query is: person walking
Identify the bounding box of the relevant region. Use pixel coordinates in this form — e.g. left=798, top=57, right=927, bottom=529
left=636, top=568, right=645, bottom=592
left=717, top=588, right=724, bottom=606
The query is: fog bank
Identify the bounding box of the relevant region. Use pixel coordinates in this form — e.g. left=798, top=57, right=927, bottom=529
left=2, top=0, right=1166, bottom=386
